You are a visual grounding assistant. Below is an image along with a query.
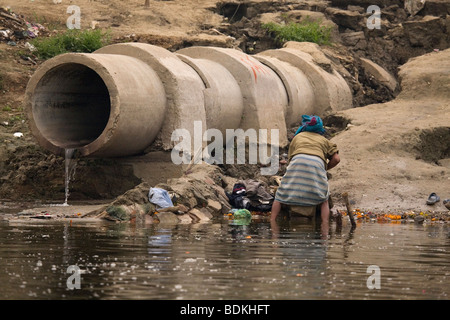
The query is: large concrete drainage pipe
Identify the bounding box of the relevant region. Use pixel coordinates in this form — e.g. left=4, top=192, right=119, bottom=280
left=25, top=42, right=353, bottom=158
left=25, top=52, right=167, bottom=157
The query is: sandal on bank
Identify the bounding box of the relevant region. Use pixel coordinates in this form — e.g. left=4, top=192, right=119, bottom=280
left=426, top=193, right=440, bottom=205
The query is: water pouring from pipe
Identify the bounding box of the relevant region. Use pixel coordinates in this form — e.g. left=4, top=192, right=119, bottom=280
left=63, top=148, right=77, bottom=206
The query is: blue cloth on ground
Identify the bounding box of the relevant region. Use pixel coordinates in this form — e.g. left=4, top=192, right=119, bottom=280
left=148, top=188, right=173, bottom=209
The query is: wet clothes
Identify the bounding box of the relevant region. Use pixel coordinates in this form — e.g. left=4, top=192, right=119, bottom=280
left=227, top=179, right=274, bottom=212
left=275, top=154, right=329, bottom=206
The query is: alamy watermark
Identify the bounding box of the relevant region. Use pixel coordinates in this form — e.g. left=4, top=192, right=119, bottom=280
left=66, top=265, right=81, bottom=290
left=66, top=5, right=81, bottom=30
left=367, top=5, right=381, bottom=30
left=366, top=265, right=381, bottom=289
left=52, top=1, right=81, bottom=29
left=171, top=121, right=280, bottom=175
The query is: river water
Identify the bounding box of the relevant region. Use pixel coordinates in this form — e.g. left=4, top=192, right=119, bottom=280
left=0, top=216, right=448, bottom=300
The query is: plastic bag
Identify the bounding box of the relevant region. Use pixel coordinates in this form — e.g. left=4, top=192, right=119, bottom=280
left=148, top=188, right=173, bottom=209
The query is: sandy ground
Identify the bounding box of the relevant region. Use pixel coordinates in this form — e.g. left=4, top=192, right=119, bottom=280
left=330, top=49, right=450, bottom=213
left=3, top=0, right=226, bottom=38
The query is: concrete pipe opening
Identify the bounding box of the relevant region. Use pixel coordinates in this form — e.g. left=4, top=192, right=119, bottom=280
left=32, top=63, right=111, bottom=149
left=26, top=52, right=167, bottom=157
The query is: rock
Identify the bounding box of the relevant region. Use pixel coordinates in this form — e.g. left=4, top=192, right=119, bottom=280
left=340, top=31, right=367, bottom=49
left=403, top=16, right=444, bottom=48
left=177, top=214, right=193, bottom=224
left=155, top=211, right=180, bottom=224
left=189, top=208, right=212, bottom=222
left=83, top=164, right=238, bottom=224
left=347, top=5, right=365, bottom=14
left=414, top=214, right=425, bottom=224
left=443, top=199, right=450, bottom=210
left=437, top=158, right=450, bottom=169
left=446, top=15, right=450, bottom=35
left=330, top=0, right=395, bottom=5
left=111, top=182, right=150, bottom=206
left=102, top=202, right=156, bottom=222
left=325, top=7, right=364, bottom=31
left=105, top=205, right=131, bottom=222
left=222, top=175, right=238, bottom=192
left=360, top=58, right=398, bottom=92
left=207, top=199, right=222, bottom=214
left=422, top=0, right=450, bottom=16
left=157, top=204, right=189, bottom=214
left=404, top=0, right=426, bottom=16
left=284, top=10, right=338, bottom=31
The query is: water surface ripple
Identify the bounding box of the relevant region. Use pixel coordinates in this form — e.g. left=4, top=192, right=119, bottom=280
left=0, top=218, right=448, bottom=300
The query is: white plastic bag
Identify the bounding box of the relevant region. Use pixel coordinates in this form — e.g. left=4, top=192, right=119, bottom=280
left=148, top=188, right=173, bottom=209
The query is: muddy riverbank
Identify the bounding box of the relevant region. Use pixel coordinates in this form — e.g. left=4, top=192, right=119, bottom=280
left=0, top=0, right=449, bottom=217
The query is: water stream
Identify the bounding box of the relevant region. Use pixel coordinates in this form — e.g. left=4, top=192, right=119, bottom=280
left=63, top=148, right=77, bottom=206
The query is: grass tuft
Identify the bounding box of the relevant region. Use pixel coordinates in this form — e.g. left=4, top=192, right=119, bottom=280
left=262, top=18, right=332, bottom=46
left=31, top=29, right=112, bottom=60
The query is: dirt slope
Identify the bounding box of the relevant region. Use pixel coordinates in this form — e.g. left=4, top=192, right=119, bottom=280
left=0, top=0, right=449, bottom=213
left=330, top=49, right=450, bottom=213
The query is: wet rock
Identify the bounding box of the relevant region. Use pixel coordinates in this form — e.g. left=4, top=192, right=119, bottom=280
left=177, top=214, right=193, bottom=224
left=105, top=205, right=130, bottom=222
left=155, top=211, right=179, bottom=224
left=86, top=163, right=236, bottom=224
left=414, top=214, right=425, bottom=224
left=189, top=208, right=212, bottom=222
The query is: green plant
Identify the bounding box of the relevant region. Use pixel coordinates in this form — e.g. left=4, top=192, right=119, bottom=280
left=8, top=115, right=23, bottom=124
left=262, top=18, right=332, bottom=45
left=31, top=29, right=112, bottom=60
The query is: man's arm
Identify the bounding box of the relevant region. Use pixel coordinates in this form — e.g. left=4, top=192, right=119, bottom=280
left=327, top=152, right=340, bottom=170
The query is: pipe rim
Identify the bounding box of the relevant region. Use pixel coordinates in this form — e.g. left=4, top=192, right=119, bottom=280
left=25, top=53, right=120, bottom=157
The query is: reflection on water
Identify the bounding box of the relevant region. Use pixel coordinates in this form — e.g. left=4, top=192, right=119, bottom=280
left=0, top=217, right=448, bottom=300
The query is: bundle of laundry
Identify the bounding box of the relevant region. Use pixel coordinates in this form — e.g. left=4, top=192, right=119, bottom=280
left=226, top=179, right=274, bottom=212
